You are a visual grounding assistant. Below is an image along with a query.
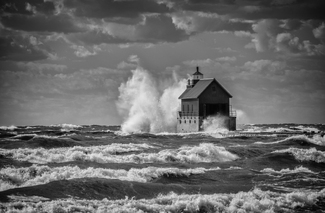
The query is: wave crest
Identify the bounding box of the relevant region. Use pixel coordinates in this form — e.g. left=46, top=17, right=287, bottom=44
left=0, top=143, right=238, bottom=164
left=260, top=166, right=315, bottom=175
left=0, top=165, right=218, bottom=191
left=273, top=148, right=325, bottom=163
left=255, top=134, right=325, bottom=146
left=2, top=188, right=325, bottom=213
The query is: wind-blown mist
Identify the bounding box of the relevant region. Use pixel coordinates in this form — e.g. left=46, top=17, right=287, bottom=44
left=116, top=67, right=186, bottom=133
left=235, top=109, right=250, bottom=124
left=201, top=115, right=229, bottom=133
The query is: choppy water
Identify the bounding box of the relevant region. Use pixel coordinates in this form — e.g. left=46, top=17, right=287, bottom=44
left=0, top=123, right=324, bottom=212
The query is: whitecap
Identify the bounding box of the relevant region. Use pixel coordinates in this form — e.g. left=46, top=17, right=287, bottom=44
left=0, top=125, right=17, bottom=130
left=2, top=188, right=324, bottom=213
left=255, top=134, right=325, bottom=146
left=273, top=147, right=325, bottom=163
left=260, top=166, right=315, bottom=175
left=0, top=143, right=239, bottom=164
left=0, top=165, right=218, bottom=191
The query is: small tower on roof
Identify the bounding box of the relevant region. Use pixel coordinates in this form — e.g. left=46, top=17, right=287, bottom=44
left=187, top=66, right=204, bottom=88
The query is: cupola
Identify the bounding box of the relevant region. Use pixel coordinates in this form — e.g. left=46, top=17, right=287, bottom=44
left=187, top=66, right=203, bottom=88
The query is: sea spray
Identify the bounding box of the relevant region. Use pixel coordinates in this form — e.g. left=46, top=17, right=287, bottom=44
left=235, top=109, right=250, bottom=129
left=201, top=115, right=229, bottom=135
left=116, top=67, right=186, bottom=133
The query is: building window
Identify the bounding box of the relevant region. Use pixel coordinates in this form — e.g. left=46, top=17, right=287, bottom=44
left=187, top=105, right=189, bottom=112
left=212, top=86, right=216, bottom=92
left=194, top=120, right=196, bottom=123
left=179, top=120, right=181, bottom=124
left=191, top=105, right=193, bottom=112
left=189, top=120, right=191, bottom=123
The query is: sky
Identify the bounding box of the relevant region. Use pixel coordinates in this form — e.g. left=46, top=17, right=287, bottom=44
left=0, top=0, right=325, bottom=126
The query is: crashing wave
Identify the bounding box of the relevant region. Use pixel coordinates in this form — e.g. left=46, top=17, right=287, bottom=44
left=49, top=123, right=82, bottom=132
left=0, top=143, right=156, bottom=163
left=50, top=124, right=82, bottom=128
left=255, top=134, right=325, bottom=146
left=294, top=125, right=320, bottom=133
left=242, top=124, right=320, bottom=134
left=260, top=166, right=315, bottom=175
left=273, top=148, right=325, bottom=163
left=0, top=125, right=17, bottom=131
left=0, top=143, right=239, bottom=164
left=0, top=165, right=220, bottom=191
left=2, top=188, right=325, bottom=213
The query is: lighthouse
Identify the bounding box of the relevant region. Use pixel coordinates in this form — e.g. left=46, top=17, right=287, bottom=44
left=177, top=67, right=236, bottom=132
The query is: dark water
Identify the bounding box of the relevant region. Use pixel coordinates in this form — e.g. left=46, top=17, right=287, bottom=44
left=0, top=124, right=324, bottom=212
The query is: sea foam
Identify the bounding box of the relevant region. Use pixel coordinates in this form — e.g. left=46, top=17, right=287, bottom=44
left=0, top=143, right=156, bottom=163
left=260, top=166, right=315, bottom=175
left=0, top=125, right=17, bottom=130
left=0, top=165, right=220, bottom=191
left=0, top=143, right=239, bottom=164
left=273, top=147, right=325, bottom=163
left=242, top=124, right=320, bottom=134
left=2, top=188, right=324, bottom=213
left=255, top=134, right=325, bottom=146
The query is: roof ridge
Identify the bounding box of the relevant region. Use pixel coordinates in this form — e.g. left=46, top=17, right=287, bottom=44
left=178, top=78, right=232, bottom=99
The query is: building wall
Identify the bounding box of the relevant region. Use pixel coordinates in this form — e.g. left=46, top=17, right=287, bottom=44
left=176, top=116, right=201, bottom=133
left=229, top=117, right=236, bottom=131
left=199, top=81, right=230, bottom=117
left=181, top=99, right=199, bottom=114
left=199, top=81, right=230, bottom=104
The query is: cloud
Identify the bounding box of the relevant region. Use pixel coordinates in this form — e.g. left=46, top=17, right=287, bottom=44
left=313, top=22, right=325, bottom=42
left=117, top=61, right=138, bottom=70
left=128, top=55, right=140, bottom=64
left=1, top=13, right=83, bottom=33
left=71, top=45, right=97, bottom=57
left=182, top=58, right=240, bottom=82
left=67, top=30, right=130, bottom=45
left=247, top=19, right=325, bottom=56
left=171, top=11, right=252, bottom=34
left=0, top=65, right=130, bottom=125
left=215, top=56, right=236, bottom=62
left=172, top=0, right=325, bottom=21
left=280, top=19, right=302, bottom=30
left=135, top=14, right=189, bottom=43
left=275, top=33, right=325, bottom=56
left=0, top=0, right=56, bottom=15
left=17, top=62, right=67, bottom=73
left=242, top=60, right=286, bottom=76
left=64, top=0, right=172, bottom=19
left=271, top=0, right=296, bottom=6
left=0, top=35, right=49, bottom=61
left=116, top=55, right=140, bottom=70
left=64, top=14, right=189, bottom=45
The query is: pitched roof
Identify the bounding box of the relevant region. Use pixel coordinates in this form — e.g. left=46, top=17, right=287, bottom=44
left=179, top=78, right=232, bottom=99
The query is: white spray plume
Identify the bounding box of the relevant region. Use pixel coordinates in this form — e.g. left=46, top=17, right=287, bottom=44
left=235, top=109, right=250, bottom=124
left=116, top=67, right=186, bottom=133
left=201, top=115, right=229, bottom=134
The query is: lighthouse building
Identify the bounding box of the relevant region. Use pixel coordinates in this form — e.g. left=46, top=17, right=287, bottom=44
left=177, top=67, right=236, bottom=132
